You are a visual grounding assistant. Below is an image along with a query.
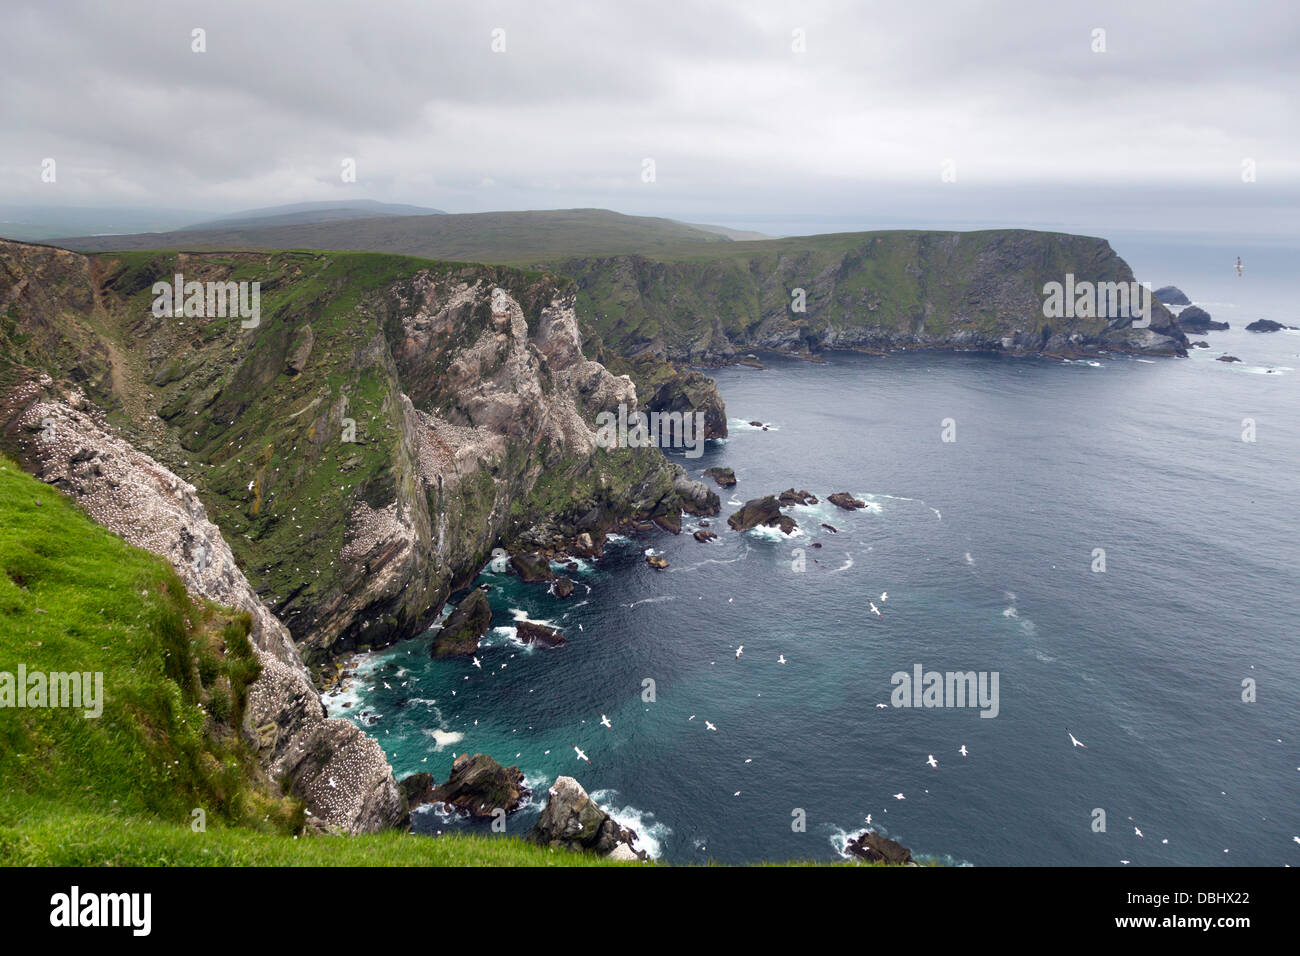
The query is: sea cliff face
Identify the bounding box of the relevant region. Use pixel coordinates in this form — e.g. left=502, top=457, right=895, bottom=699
left=0, top=238, right=707, bottom=832
left=553, top=229, right=1187, bottom=363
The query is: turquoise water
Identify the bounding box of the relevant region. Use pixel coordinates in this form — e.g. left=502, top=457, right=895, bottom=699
left=337, top=242, right=1300, bottom=865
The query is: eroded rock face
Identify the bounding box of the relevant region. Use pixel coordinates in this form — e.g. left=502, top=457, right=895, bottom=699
left=2, top=383, right=402, bottom=833
left=516, top=619, right=566, bottom=647
left=527, top=776, right=645, bottom=859
left=704, top=466, right=736, bottom=487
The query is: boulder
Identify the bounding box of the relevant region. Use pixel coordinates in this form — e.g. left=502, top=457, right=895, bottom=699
left=652, top=512, right=682, bottom=535
left=1216, top=355, right=1242, bottom=363
left=1246, top=319, right=1296, bottom=332
left=429, top=753, right=528, bottom=819
left=516, top=619, right=566, bottom=647
left=572, top=532, right=596, bottom=556
left=1153, top=286, right=1191, bottom=306
left=846, top=830, right=913, bottom=865
left=828, top=492, right=867, bottom=511
left=646, top=554, right=669, bottom=569
left=821, top=523, right=839, bottom=533
left=431, top=587, right=492, bottom=658
left=1191, top=340, right=1209, bottom=349
left=704, top=466, right=737, bottom=488
left=552, top=576, right=574, bottom=599
left=527, top=776, right=645, bottom=859
left=693, top=529, right=717, bottom=543
left=509, top=551, right=554, bottom=583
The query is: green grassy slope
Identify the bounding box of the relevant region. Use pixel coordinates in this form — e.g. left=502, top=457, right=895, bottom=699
left=0, top=455, right=628, bottom=866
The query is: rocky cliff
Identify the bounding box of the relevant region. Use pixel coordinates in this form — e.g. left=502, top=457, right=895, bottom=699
left=0, top=238, right=710, bottom=832
left=553, top=228, right=1186, bottom=363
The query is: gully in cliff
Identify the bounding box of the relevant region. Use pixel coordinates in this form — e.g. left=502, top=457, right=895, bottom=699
left=150, top=273, right=261, bottom=328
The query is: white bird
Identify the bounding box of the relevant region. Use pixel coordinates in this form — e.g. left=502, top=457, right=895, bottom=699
left=688, top=715, right=696, bottom=721
left=382, top=681, right=392, bottom=690
left=959, top=745, right=968, bottom=757
left=926, top=754, right=938, bottom=769
left=472, top=656, right=482, bottom=669
left=1293, top=836, right=1300, bottom=845
left=880, top=591, right=887, bottom=602
left=735, top=645, right=744, bottom=658
left=1067, top=728, right=1087, bottom=748
left=733, top=791, right=741, bottom=797
left=600, top=714, right=611, bottom=729
left=865, top=813, right=872, bottom=825
left=778, top=654, right=787, bottom=664
left=328, top=776, right=337, bottom=789
left=893, top=792, right=906, bottom=800
left=705, top=721, right=717, bottom=732
left=875, top=703, right=888, bottom=709
left=573, top=746, right=590, bottom=764
left=744, top=758, right=752, bottom=763
left=869, top=601, right=881, bottom=617
left=1134, top=826, right=1143, bottom=838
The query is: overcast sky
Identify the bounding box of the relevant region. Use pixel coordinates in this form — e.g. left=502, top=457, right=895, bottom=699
left=1, top=0, right=1296, bottom=236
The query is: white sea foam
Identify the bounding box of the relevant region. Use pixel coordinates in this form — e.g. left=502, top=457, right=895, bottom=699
left=746, top=522, right=803, bottom=541
left=423, top=728, right=464, bottom=750
left=589, top=789, right=670, bottom=859
left=728, top=418, right=779, bottom=432
left=1002, top=606, right=1018, bottom=618
left=830, top=553, right=854, bottom=573
left=964, top=552, right=975, bottom=565
left=625, top=595, right=677, bottom=609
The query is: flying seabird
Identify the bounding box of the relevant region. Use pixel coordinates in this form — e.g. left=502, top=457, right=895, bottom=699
left=573, top=745, right=590, bottom=764
left=736, top=645, right=744, bottom=658
left=1067, top=727, right=1087, bottom=749
left=705, top=721, right=717, bottom=732
left=600, top=714, right=612, bottom=728
left=926, top=754, right=938, bottom=769
left=778, top=654, right=787, bottom=664
left=959, top=745, right=968, bottom=757
left=869, top=601, right=881, bottom=617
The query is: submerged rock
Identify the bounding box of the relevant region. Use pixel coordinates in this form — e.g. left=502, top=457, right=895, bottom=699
left=846, top=830, right=913, bottom=865
left=516, top=619, right=566, bottom=647
left=1216, top=355, right=1242, bottom=363
left=431, top=587, right=491, bottom=658
left=428, top=753, right=528, bottom=819
left=527, top=776, right=646, bottom=859
left=693, top=529, right=718, bottom=543
left=828, top=492, right=866, bottom=511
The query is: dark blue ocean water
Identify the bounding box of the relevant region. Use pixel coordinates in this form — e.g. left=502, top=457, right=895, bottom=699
left=337, top=242, right=1300, bottom=865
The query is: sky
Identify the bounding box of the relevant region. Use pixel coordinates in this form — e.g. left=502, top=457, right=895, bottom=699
left=1, top=0, right=1296, bottom=237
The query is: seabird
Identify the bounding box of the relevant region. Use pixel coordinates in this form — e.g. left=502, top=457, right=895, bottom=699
left=869, top=601, right=881, bottom=617
left=893, top=793, right=906, bottom=800
left=880, top=591, right=887, bottom=602
left=705, top=721, right=717, bottom=732
left=926, top=754, right=938, bottom=769
left=472, top=656, right=482, bottom=669
left=1067, top=727, right=1087, bottom=749
left=1134, top=826, right=1143, bottom=838
left=573, top=745, right=590, bottom=764
left=778, top=654, right=787, bottom=664
left=600, top=714, right=612, bottom=728
left=959, top=745, right=968, bottom=757
left=736, top=645, right=744, bottom=658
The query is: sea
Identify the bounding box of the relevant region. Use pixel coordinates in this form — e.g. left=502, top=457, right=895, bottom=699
left=335, top=232, right=1300, bottom=865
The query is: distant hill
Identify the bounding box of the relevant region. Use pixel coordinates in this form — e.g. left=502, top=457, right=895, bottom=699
left=54, top=208, right=737, bottom=262
left=181, top=199, right=445, bottom=231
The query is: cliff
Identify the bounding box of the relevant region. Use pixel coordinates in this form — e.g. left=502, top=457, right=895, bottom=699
left=552, top=228, right=1186, bottom=362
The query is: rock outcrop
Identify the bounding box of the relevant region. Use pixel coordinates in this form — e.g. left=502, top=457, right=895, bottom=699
left=1177, top=305, right=1229, bottom=332
left=846, top=830, right=913, bottom=864
left=527, top=776, right=645, bottom=859
left=704, top=466, right=736, bottom=487
left=1154, top=285, right=1191, bottom=306
left=431, top=587, right=492, bottom=658
left=1246, top=319, right=1296, bottom=332
left=727, top=495, right=797, bottom=534
left=426, top=752, right=528, bottom=819
left=828, top=492, right=867, bottom=511
left=516, top=619, right=566, bottom=647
